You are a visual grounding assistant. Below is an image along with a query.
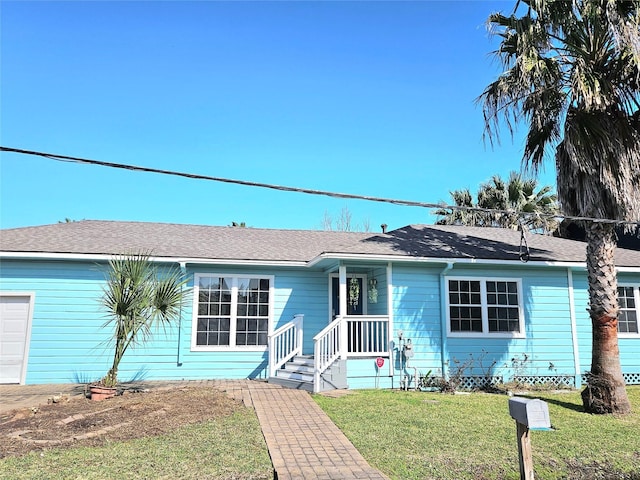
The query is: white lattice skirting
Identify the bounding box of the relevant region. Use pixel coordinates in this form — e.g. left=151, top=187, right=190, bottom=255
left=512, top=375, right=575, bottom=388
left=457, top=376, right=503, bottom=390
left=457, top=375, right=575, bottom=389
left=624, top=373, right=640, bottom=385
left=456, top=373, right=640, bottom=390
left=580, top=373, right=640, bottom=385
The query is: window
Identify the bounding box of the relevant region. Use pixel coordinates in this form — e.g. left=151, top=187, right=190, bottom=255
left=448, top=280, right=482, bottom=333
left=447, top=278, right=523, bottom=337
left=618, top=285, right=639, bottom=335
left=193, top=274, right=273, bottom=350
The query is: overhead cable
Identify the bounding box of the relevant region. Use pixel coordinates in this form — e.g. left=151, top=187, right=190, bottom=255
left=1, top=145, right=639, bottom=228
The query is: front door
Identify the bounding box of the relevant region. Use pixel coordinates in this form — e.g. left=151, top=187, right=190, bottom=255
left=331, top=275, right=366, bottom=319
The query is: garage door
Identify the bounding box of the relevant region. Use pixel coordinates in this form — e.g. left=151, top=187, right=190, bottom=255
left=0, top=294, right=33, bottom=384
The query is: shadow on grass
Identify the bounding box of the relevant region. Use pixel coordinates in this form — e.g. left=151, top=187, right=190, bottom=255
left=518, top=393, right=585, bottom=413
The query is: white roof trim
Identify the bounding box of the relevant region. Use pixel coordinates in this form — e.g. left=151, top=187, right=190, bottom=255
left=616, top=266, right=640, bottom=273
left=307, top=252, right=590, bottom=269
left=2, top=250, right=638, bottom=271
left=0, top=252, right=307, bottom=267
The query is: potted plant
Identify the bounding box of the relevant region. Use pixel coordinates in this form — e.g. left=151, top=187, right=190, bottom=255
left=90, top=253, right=189, bottom=401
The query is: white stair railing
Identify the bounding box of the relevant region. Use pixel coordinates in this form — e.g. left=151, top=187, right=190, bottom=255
left=268, top=314, right=304, bottom=378
left=313, top=317, right=345, bottom=393
left=312, top=315, right=390, bottom=393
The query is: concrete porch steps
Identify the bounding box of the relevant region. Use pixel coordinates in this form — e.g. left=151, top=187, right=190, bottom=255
left=269, top=355, right=315, bottom=392
left=268, top=354, right=348, bottom=393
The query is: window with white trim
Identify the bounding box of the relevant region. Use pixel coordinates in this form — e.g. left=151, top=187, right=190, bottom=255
left=447, top=278, right=524, bottom=336
left=617, top=285, right=639, bottom=335
left=193, top=274, right=273, bottom=350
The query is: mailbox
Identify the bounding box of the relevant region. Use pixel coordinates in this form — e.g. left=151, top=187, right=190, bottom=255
left=508, top=397, right=551, bottom=430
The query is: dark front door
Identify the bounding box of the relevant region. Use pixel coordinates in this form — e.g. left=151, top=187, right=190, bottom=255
left=331, top=276, right=364, bottom=318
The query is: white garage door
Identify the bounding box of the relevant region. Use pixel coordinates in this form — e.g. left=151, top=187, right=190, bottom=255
left=0, top=294, right=33, bottom=384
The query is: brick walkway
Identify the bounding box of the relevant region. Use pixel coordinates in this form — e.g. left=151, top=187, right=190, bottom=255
left=248, top=382, right=389, bottom=480
left=0, top=380, right=389, bottom=480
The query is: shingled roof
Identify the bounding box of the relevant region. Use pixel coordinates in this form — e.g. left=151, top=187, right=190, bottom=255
left=1, top=220, right=640, bottom=267
left=0, top=220, right=371, bottom=263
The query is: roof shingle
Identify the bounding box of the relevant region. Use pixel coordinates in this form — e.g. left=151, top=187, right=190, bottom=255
left=1, top=220, right=639, bottom=267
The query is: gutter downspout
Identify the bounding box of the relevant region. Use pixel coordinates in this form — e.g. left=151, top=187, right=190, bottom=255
left=439, top=262, right=454, bottom=379
left=177, top=261, right=187, bottom=367
left=567, top=268, right=581, bottom=388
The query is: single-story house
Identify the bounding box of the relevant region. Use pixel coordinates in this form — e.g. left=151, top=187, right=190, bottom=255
left=1, top=220, right=639, bottom=392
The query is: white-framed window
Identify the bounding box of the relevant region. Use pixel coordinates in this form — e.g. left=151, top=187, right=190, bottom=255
left=446, top=277, right=524, bottom=337
left=191, top=274, right=274, bottom=351
left=617, top=285, right=639, bottom=336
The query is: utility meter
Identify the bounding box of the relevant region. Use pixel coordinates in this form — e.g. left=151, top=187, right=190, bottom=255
left=403, top=339, right=414, bottom=358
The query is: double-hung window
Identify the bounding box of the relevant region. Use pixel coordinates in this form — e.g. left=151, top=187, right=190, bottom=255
left=447, top=278, right=524, bottom=337
left=192, top=274, right=273, bottom=350
left=617, top=285, right=639, bottom=335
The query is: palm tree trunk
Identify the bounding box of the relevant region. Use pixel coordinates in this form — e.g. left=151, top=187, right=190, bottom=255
left=581, top=223, right=631, bottom=414
left=104, top=319, right=128, bottom=386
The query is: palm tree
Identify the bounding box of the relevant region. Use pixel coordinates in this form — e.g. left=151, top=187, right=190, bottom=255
left=434, top=187, right=487, bottom=227
left=434, top=172, right=559, bottom=234
left=478, top=172, right=559, bottom=232
left=100, top=253, right=189, bottom=387
left=479, top=0, right=640, bottom=413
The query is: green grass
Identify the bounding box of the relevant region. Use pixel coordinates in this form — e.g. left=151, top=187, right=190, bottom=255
left=314, top=387, right=640, bottom=480
left=3, top=387, right=639, bottom=479
left=0, top=408, right=272, bottom=480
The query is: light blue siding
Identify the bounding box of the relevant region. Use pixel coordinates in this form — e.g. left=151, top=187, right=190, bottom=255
left=575, top=271, right=640, bottom=380
left=382, top=264, right=580, bottom=389
left=2, top=257, right=638, bottom=388
left=444, top=266, right=576, bottom=384
left=0, top=261, right=333, bottom=384
left=366, top=266, right=388, bottom=316
left=1, top=260, right=112, bottom=383
left=572, top=272, right=591, bottom=380
left=390, top=265, right=442, bottom=388
left=616, top=273, right=640, bottom=378
left=345, top=358, right=394, bottom=389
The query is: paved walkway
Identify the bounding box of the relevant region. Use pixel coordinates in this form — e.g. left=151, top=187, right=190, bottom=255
left=0, top=380, right=389, bottom=480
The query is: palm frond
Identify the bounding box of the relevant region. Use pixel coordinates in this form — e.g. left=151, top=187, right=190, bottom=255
left=99, top=253, right=190, bottom=386
left=433, top=172, right=559, bottom=233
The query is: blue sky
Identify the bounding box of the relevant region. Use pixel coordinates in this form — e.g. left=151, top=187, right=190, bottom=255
left=0, top=0, right=556, bottom=231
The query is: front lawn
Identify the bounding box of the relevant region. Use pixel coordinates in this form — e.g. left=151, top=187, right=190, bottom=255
left=2, top=385, right=638, bottom=479
left=314, top=386, right=640, bottom=480
left=0, top=406, right=272, bottom=480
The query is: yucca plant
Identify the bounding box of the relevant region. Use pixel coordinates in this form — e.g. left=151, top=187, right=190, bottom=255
left=99, top=253, right=189, bottom=387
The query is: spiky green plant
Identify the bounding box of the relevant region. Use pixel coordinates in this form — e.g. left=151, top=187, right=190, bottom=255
left=100, top=253, right=189, bottom=387
left=434, top=171, right=559, bottom=233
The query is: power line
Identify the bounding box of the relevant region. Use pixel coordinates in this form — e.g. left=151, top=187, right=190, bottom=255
left=1, top=145, right=639, bottom=228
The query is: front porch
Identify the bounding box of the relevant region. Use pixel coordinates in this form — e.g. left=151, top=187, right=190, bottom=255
left=268, top=261, right=394, bottom=392
left=268, top=313, right=392, bottom=392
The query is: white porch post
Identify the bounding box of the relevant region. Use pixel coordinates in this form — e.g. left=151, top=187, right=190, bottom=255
left=387, top=262, right=394, bottom=377
left=294, top=313, right=304, bottom=355
left=339, top=264, right=347, bottom=359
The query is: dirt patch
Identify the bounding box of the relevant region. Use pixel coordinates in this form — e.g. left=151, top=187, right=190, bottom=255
left=0, top=385, right=243, bottom=458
